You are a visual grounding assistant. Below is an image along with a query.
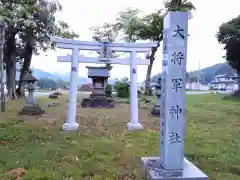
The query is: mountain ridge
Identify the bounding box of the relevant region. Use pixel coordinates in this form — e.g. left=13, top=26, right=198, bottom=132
left=16, top=68, right=118, bottom=85
left=15, top=62, right=233, bottom=85
left=150, top=62, right=235, bottom=83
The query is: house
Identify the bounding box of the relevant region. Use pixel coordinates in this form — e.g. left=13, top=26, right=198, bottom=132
left=78, top=83, right=93, bottom=92
left=209, top=74, right=237, bottom=90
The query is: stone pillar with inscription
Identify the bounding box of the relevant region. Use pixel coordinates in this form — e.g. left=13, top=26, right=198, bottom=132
left=141, top=11, right=208, bottom=180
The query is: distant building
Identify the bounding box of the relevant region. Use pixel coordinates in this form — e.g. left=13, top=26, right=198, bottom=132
left=209, top=74, right=237, bottom=90
left=78, top=83, right=92, bottom=92
left=186, top=82, right=209, bottom=90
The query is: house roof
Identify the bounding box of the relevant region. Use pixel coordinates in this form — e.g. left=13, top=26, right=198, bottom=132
left=79, top=83, right=92, bottom=91
left=210, top=80, right=236, bottom=84
left=214, top=74, right=237, bottom=78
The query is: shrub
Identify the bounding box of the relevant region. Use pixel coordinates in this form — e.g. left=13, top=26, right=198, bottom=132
left=105, top=84, right=112, bottom=97
left=114, top=77, right=130, bottom=98
left=223, top=90, right=240, bottom=100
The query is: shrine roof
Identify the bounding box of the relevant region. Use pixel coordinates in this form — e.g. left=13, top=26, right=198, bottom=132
left=88, top=75, right=109, bottom=78
left=23, top=72, right=38, bottom=81
left=87, top=66, right=111, bottom=77
left=86, top=66, right=111, bottom=70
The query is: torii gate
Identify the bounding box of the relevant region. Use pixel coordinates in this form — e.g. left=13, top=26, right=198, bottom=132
left=50, top=36, right=158, bottom=131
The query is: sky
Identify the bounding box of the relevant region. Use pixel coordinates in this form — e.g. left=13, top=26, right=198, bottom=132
left=31, top=0, right=240, bottom=82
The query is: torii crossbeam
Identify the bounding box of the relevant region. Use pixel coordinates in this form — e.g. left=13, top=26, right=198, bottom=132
left=57, top=54, right=150, bottom=65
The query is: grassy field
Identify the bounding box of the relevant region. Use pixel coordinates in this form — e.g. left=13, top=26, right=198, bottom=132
left=0, top=94, right=239, bottom=179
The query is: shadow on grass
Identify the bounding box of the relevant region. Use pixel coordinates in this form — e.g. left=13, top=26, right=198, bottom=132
left=222, top=90, right=240, bottom=101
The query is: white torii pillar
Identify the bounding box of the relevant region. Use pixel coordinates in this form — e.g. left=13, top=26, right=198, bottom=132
left=50, top=36, right=158, bottom=131
left=129, top=51, right=141, bottom=130
left=65, top=48, right=79, bottom=130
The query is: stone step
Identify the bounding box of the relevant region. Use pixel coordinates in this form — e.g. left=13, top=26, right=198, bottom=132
left=81, top=97, right=115, bottom=108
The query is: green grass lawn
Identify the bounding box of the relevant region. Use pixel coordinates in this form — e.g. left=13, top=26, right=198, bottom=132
left=0, top=94, right=239, bottom=179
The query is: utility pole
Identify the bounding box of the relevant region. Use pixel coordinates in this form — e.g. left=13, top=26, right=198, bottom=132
left=197, top=59, right=201, bottom=90
left=0, top=20, right=5, bottom=112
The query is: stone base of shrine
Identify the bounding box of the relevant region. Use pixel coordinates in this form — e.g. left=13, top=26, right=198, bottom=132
left=81, top=94, right=115, bottom=108
left=141, top=157, right=208, bottom=180
left=20, top=104, right=45, bottom=115
left=150, top=105, right=160, bottom=116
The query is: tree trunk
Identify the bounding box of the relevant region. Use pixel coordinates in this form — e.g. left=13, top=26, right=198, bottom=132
left=6, top=61, right=17, bottom=100
left=145, top=59, right=154, bottom=96
left=16, top=42, right=33, bottom=97
left=144, top=43, right=159, bottom=96
left=5, top=26, right=17, bottom=100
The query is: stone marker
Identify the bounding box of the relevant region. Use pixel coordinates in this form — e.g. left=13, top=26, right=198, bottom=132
left=48, top=93, right=59, bottom=107
left=141, top=11, right=208, bottom=180
left=20, top=71, right=44, bottom=115
left=81, top=66, right=115, bottom=108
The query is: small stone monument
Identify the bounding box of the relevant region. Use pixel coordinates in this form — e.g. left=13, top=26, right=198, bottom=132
left=151, top=76, right=161, bottom=116
left=20, top=71, right=45, bottom=115
left=48, top=93, right=59, bottom=107
left=141, top=11, right=208, bottom=180
left=81, top=66, right=114, bottom=108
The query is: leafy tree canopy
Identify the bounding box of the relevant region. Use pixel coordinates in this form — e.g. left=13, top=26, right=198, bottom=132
left=217, top=16, right=240, bottom=44
left=90, top=1, right=195, bottom=95
left=217, top=15, right=240, bottom=73
left=90, top=23, right=120, bottom=43
left=1, top=0, right=79, bottom=57
left=1, top=0, right=79, bottom=98
left=164, top=0, right=195, bottom=12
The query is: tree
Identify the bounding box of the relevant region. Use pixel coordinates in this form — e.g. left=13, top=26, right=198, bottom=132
left=90, top=22, right=120, bottom=68
left=114, top=77, right=130, bottom=98
left=55, top=79, right=68, bottom=89
left=17, top=1, right=78, bottom=97
left=1, top=0, right=78, bottom=99
left=119, top=3, right=195, bottom=95
left=17, top=20, right=78, bottom=97
left=115, top=8, right=164, bottom=95
left=37, top=78, right=57, bottom=89
left=116, top=8, right=142, bottom=42
left=91, top=8, right=152, bottom=93
left=138, top=10, right=164, bottom=95
left=90, top=23, right=119, bottom=43
left=164, top=0, right=196, bottom=16
left=217, top=15, right=240, bottom=90
left=1, top=0, right=22, bottom=99
left=90, top=4, right=196, bottom=96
